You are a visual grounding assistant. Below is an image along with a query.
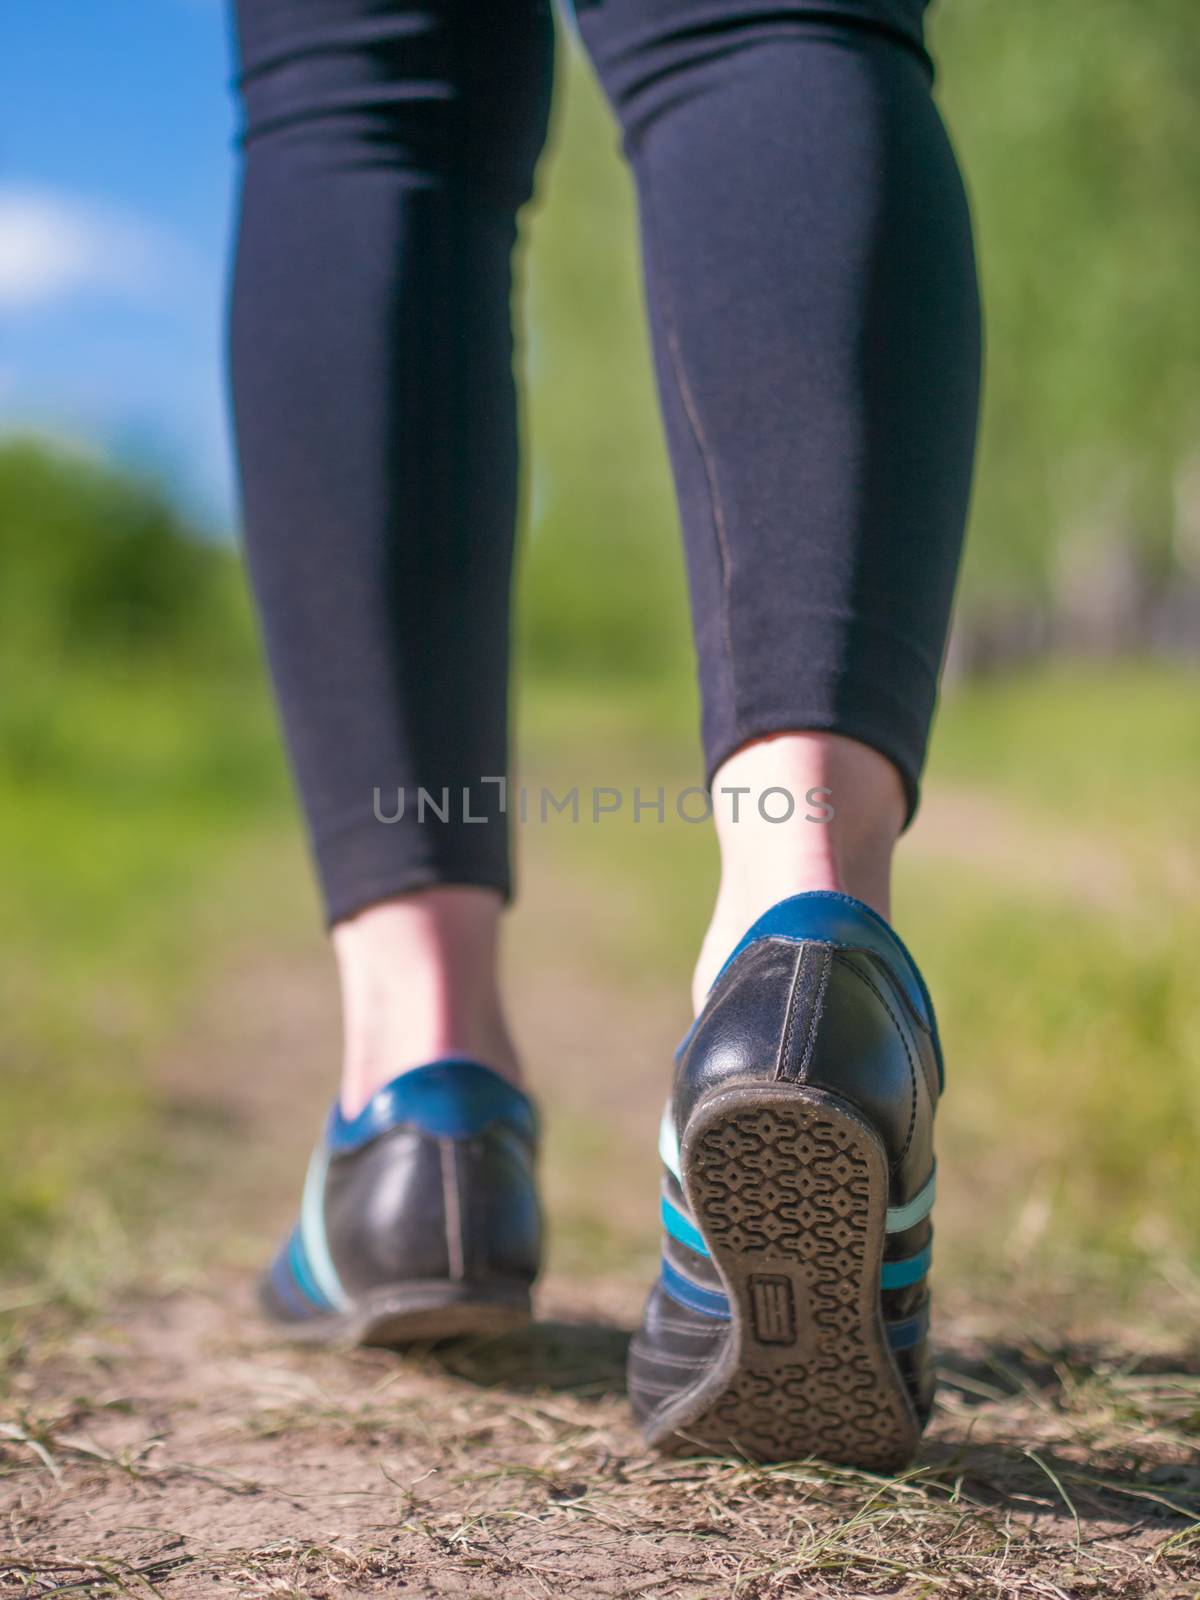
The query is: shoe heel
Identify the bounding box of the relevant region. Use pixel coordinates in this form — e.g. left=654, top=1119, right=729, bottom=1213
left=657, top=1081, right=919, bottom=1470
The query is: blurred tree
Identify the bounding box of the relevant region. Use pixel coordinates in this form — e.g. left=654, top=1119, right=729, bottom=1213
left=933, top=0, right=1200, bottom=601
left=0, top=438, right=252, bottom=672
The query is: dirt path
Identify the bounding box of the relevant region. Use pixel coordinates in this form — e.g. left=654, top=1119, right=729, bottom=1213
left=3, top=813, right=1199, bottom=1598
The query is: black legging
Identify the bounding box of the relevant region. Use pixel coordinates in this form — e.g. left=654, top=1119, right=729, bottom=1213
left=228, top=0, right=980, bottom=925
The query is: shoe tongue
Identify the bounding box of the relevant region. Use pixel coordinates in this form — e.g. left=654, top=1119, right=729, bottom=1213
left=329, top=1059, right=536, bottom=1151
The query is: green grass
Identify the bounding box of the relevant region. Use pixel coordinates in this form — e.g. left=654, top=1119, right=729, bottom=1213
left=930, top=662, right=1200, bottom=838
left=1, top=658, right=1196, bottom=1297
left=0, top=662, right=289, bottom=1282
left=906, top=866, right=1200, bottom=1277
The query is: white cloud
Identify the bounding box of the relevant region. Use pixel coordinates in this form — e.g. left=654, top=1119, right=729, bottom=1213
left=0, top=186, right=196, bottom=312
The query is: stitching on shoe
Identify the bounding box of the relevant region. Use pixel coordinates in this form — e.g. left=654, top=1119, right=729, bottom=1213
left=799, top=944, right=834, bottom=1082
left=777, top=942, right=834, bottom=1083
left=439, top=1138, right=465, bottom=1280
left=776, top=943, right=808, bottom=1081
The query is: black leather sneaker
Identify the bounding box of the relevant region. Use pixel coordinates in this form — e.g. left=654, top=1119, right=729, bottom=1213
left=260, top=1059, right=541, bottom=1343
left=629, top=891, right=941, bottom=1470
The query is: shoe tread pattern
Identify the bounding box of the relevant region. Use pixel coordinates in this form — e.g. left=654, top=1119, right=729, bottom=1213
left=662, top=1095, right=918, bottom=1471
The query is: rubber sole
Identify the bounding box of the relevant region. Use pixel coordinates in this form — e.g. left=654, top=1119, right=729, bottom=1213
left=645, top=1082, right=921, bottom=1471
left=262, top=1279, right=533, bottom=1347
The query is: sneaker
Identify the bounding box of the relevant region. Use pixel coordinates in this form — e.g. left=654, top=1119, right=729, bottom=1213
left=628, top=891, right=941, bottom=1470
left=260, top=1059, right=541, bottom=1342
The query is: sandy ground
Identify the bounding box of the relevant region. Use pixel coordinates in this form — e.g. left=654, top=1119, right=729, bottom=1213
left=3, top=805, right=1199, bottom=1597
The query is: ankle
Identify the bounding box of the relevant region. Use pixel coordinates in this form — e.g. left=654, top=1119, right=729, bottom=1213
left=333, top=887, right=521, bottom=1117
left=692, top=732, right=904, bottom=1010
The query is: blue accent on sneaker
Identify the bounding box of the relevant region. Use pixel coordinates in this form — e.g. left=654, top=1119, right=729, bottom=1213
left=286, top=1228, right=331, bottom=1310
left=719, top=892, right=933, bottom=1029
left=660, top=1258, right=731, bottom=1320
left=885, top=1307, right=929, bottom=1351
left=880, top=1243, right=933, bottom=1290
left=269, top=1241, right=317, bottom=1319
left=327, top=1059, right=537, bottom=1153
left=660, top=1194, right=710, bottom=1257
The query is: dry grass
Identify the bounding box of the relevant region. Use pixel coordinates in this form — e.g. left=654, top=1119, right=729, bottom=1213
left=2, top=1278, right=1199, bottom=1599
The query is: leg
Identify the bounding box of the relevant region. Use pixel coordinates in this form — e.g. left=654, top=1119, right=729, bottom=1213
left=574, top=0, right=979, bottom=1465
left=229, top=0, right=554, bottom=1108
left=695, top=732, right=905, bottom=1008
left=573, top=0, right=980, bottom=998
left=232, top=0, right=552, bottom=1343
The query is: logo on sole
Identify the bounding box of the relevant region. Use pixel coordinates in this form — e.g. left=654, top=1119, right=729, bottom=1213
left=749, top=1274, right=796, bottom=1344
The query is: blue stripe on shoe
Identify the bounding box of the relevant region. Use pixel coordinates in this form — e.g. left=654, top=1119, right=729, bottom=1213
left=286, top=1227, right=331, bottom=1310
left=886, top=1167, right=936, bottom=1233
left=886, top=1306, right=930, bottom=1351
left=660, top=1247, right=929, bottom=1338
left=328, top=1059, right=537, bottom=1152
left=269, top=1244, right=316, bottom=1318
left=660, top=1194, right=709, bottom=1257
left=660, top=1257, right=731, bottom=1320
left=880, top=1243, right=932, bottom=1289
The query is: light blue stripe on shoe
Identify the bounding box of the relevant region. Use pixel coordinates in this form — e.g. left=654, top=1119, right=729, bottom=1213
left=660, top=1194, right=709, bottom=1257
left=880, top=1243, right=932, bottom=1289
left=886, top=1167, right=936, bottom=1233
left=286, top=1229, right=330, bottom=1310
left=300, top=1139, right=350, bottom=1311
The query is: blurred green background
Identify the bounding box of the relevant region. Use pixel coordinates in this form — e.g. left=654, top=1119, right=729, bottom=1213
left=1, top=10, right=1197, bottom=1305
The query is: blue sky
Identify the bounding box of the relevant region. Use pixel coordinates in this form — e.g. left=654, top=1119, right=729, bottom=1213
left=2, top=0, right=239, bottom=525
